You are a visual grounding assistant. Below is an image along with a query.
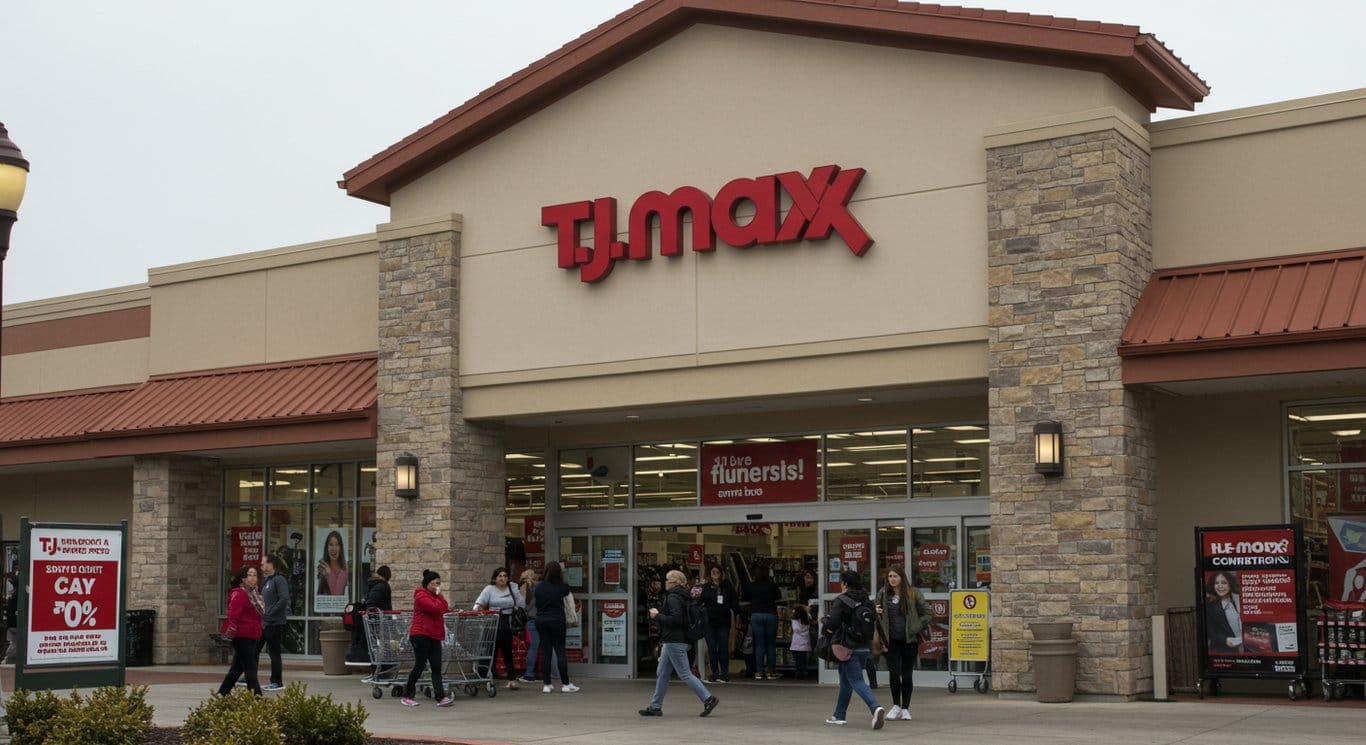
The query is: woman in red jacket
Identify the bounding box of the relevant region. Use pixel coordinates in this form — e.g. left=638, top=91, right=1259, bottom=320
left=216, top=565, right=265, bottom=695
left=402, top=569, right=454, bottom=707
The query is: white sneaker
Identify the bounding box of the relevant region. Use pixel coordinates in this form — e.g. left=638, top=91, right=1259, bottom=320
left=561, top=683, right=580, bottom=693
left=872, top=706, right=886, bottom=730
left=899, top=708, right=912, bottom=720
left=506, top=679, right=520, bottom=690
left=888, top=705, right=902, bottom=720
left=543, top=684, right=554, bottom=693
left=825, top=716, right=847, bottom=725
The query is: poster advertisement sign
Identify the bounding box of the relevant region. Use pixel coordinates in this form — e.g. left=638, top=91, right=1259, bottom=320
left=1195, top=524, right=1305, bottom=679
left=230, top=526, right=264, bottom=571
left=564, top=555, right=584, bottom=589
left=949, top=590, right=990, bottom=662
left=27, top=526, right=124, bottom=665
left=600, top=599, right=628, bottom=657
left=566, top=595, right=584, bottom=662
left=700, top=440, right=818, bottom=506
left=916, top=543, right=949, bottom=573
left=688, top=544, right=704, bottom=566
left=313, top=528, right=350, bottom=614
left=524, top=516, right=545, bottom=555
left=830, top=535, right=868, bottom=592
left=1337, top=468, right=1366, bottom=513
left=1326, top=515, right=1366, bottom=603
left=601, top=548, right=623, bottom=589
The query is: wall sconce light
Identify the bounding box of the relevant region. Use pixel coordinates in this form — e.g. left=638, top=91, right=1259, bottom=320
left=395, top=453, right=420, bottom=499
left=1033, top=421, right=1063, bottom=476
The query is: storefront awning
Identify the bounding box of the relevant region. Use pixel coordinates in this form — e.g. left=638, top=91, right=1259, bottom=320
left=1119, top=248, right=1366, bottom=385
left=0, top=354, right=377, bottom=466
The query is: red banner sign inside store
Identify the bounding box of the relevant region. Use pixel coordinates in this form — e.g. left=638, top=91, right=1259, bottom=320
left=1195, top=525, right=1305, bottom=678
left=916, top=543, right=949, bottom=573
left=230, top=526, right=264, bottom=571
left=831, top=535, right=869, bottom=592
left=701, top=441, right=818, bottom=506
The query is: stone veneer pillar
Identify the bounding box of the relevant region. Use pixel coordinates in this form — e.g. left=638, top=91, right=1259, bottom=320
left=985, top=110, right=1158, bottom=699
left=130, top=454, right=221, bottom=664
left=375, top=215, right=505, bottom=605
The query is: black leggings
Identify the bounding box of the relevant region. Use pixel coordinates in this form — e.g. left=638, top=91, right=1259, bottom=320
left=538, top=619, right=571, bottom=685
left=885, top=637, right=918, bottom=707
left=480, top=624, right=517, bottom=681
left=218, top=637, right=261, bottom=695
left=406, top=634, right=445, bottom=699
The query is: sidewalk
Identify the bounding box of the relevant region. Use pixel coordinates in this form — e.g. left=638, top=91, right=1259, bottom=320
left=97, top=666, right=1365, bottom=744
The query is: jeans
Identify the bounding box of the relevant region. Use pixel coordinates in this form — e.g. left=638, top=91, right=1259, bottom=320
left=405, top=634, right=445, bottom=699
left=523, top=618, right=539, bottom=677
left=703, top=625, right=730, bottom=679
left=650, top=641, right=712, bottom=710
left=539, top=618, right=571, bottom=685
left=833, top=648, right=879, bottom=720
left=218, top=637, right=262, bottom=695
left=750, top=612, right=778, bottom=674
left=257, top=624, right=285, bottom=686
left=885, top=637, right=918, bottom=707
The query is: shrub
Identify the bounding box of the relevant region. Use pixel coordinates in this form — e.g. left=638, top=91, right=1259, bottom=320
left=181, top=689, right=283, bottom=745
left=46, top=685, right=154, bottom=744
left=4, top=687, right=64, bottom=744
left=273, top=683, right=369, bottom=745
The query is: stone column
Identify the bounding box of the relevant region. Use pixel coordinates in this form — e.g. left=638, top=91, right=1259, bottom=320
left=130, top=454, right=221, bottom=664
left=375, top=215, right=506, bottom=606
left=985, top=110, right=1158, bottom=699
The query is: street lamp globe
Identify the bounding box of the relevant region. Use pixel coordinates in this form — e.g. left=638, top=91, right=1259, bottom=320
left=0, top=122, right=30, bottom=259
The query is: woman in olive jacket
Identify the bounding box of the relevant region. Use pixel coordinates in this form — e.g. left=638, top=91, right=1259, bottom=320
left=873, top=565, right=932, bottom=721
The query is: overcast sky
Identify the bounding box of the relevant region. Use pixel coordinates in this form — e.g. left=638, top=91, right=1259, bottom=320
left=3, top=1, right=1363, bottom=304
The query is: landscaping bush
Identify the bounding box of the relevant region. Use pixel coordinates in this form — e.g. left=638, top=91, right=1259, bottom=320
left=181, top=689, right=283, bottom=745
left=5, top=686, right=152, bottom=745
left=273, top=683, right=369, bottom=745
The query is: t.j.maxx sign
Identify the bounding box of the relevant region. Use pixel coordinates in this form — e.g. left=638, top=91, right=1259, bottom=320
left=541, top=165, right=873, bottom=283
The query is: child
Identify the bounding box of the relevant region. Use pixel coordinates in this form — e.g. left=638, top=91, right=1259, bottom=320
left=789, top=604, right=813, bottom=679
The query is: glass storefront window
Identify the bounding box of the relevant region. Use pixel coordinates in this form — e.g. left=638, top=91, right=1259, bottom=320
left=266, top=502, right=308, bottom=616
left=268, top=466, right=309, bottom=501
left=876, top=521, right=906, bottom=580
left=966, top=524, right=991, bottom=590
left=1288, top=401, right=1366, bottom=609
left=559, top=535, right=590, bottom=593
left=1289, top=402, right=1366, bottom=466
left=911, top=526, right=957, bottom=591
left=311, top=501, right=354, bottom=613
left=825, top=431, right=905, bottom=501
left=225, top=467, right=266, bottom=504
left=824, top=527, right=872, bottom=593
left=558, top=447, right=629, bottom=511
left=912, top=425, right=988, bottom=497
left=632, top=442, right=698, bottom=508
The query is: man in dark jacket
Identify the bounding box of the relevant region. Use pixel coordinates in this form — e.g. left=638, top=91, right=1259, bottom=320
left=821, top=570, right=885, bottom=729
left=258, top=555, right=291, bottom=691
left=353, top=566, right=394, bottom=674
left=639, top=569, right=719, bottom=718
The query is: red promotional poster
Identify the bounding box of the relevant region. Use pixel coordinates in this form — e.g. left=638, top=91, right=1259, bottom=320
left=830, top=535, right=869, bottom=592
left=916, top=543, right=949, bottom=573
left=1326, top=515, right=1366, bottom=606
left=687, top=545, right=704, bottom=566
left=230, top=526, right=264, bottom=570
left=27, top=527, right=124, bottom=665
left=1195, top=525, right=1305, bottom=679
left=701, top=441, right=818, bottom=506
left=524, top=516, right=545, bottom=555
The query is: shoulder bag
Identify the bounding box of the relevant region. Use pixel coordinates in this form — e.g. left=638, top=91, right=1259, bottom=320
left=564, top=591, right=580, bottom=627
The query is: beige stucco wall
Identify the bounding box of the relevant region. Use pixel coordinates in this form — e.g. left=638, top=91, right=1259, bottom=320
left=0, top=466, right=134, bottom=541
left=1151, top=89, right=1366, bottom=269
left=391, top=24, right=1149, bottom=390
left=2, top=286, right=150, bottom=398
left=1154, top=391, right=1287, bottom=612
left=148, top=235, right=378, bottom=375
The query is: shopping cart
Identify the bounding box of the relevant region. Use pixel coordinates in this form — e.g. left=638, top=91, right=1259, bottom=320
left=444, top=610, right=501, bottom=698
left=362, top=610, right=415, bottom=699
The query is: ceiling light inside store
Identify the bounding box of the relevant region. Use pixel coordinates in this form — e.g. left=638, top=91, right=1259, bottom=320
left=912, top=429, right=936, bottom=435
left=636, top=454, right=689, bottom=462
left=923, top=457, right=979, bottom=462
left=274, top=468, right=307, bottom=475
left=748, top=437, right=782, bottom=442
left=954, top=438, right=990, bottom=444
left=626, top=415, right=639, bottom=419
left=845, top=444, right=906, bottom=452
left=1331, top=429, right=1362, bottom=437
left=864, top=459, right=907, bottom=465
left=505, top=454, right=539, bottom=460
left=821, top=462, right=856, bottom=468
left=708, top=440, right=734, bottom=445
left=857, top=397, right=873, bottom=402
left=945, top=425, right=985, bottom=431
left=923, top=468, right=980, bottom=475
left=1302, top=413, right=1366, bottom=422
left=867, top=481, right=907, bottom=488
left=873, top=430, right=907, bottom=436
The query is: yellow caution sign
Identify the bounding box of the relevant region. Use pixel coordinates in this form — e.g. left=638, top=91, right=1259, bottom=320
left=949, top=590, right=990, bottom=662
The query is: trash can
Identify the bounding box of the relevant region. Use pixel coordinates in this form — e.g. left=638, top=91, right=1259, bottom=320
left=1030, top=621, right=1076, bottom=703
left=125, top=609, right=156, bottom=667
left=320, top=620, right=352, bottom=675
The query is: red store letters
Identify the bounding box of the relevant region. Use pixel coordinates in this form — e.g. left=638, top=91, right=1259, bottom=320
left=541, top=165, right=873, bottom=283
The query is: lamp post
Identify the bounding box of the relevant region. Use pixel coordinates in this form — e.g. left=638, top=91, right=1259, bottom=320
left=0, top=122, right=30, bottom=401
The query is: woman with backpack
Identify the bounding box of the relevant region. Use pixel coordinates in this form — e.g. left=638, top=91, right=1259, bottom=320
left=638, top=570, right=719, bottom=717
left=820, top=570, right=885, bottom=730
left=875, top=564, right=932, bottom=721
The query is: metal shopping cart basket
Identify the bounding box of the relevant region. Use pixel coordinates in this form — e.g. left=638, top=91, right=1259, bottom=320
left=444, top=610, right=501, bottom=698
left=362, top=610, right=415, bottom=699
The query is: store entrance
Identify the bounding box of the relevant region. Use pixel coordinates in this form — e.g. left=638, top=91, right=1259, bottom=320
left=636, top=523, right=819, bottom=681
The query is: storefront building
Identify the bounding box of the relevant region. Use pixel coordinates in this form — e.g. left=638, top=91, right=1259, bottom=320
left=3, top=1, right=1365, bottom=698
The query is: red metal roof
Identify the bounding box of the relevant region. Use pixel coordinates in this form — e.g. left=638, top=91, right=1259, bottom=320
left=340, top=0, right=1208, bottom=205
left=0, top=355, right=377, bottom=464
left=1120, top=248, right=1366, bottom=384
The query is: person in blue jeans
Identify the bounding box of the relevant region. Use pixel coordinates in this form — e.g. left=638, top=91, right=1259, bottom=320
left=639, top=570, right=719, bottom=717
left=517, top=569, right=543, bottom=682
left=821, top=570, right=886, bottom=730
left=744, top=564, right=783, bottom=679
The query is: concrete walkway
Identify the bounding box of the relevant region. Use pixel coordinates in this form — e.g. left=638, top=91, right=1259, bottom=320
left=115, top=666, right=1366, bottom=744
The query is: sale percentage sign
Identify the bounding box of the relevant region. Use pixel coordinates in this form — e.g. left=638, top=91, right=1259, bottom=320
left=52, top=599, right=99, bottom=628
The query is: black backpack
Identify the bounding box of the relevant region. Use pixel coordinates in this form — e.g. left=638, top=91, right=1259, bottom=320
left=683, top=596, right=707, bottom=642
left=838, top=594, right=876, bottom=645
